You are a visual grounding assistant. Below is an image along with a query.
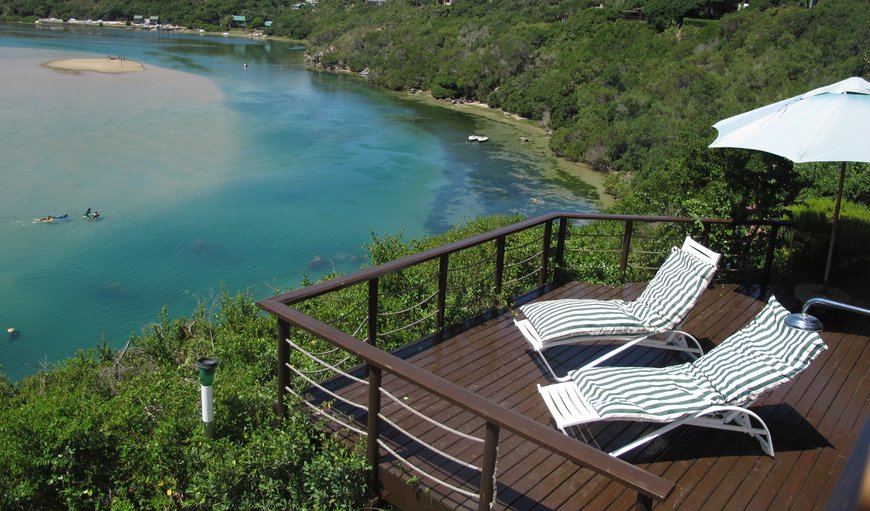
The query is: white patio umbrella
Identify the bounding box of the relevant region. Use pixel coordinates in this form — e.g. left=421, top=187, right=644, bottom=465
left=709, top=76, right=870, bottom=288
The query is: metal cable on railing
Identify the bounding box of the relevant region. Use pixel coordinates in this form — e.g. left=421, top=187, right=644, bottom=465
left=445, top=269, right=497, bottom=293
left=504, top=232, right=545, bottom=251
left=282, top=339, right=489, bottom=500
left=286, top=338, right=483, bottom=442
left=319, top=294, right=368, bottom=323
left=288, top=381, right=482, bottom=499
left=503, top=248, right=542, bottom=270
left=446, top=250, right=495, bottom=273
left=502, top=266, right=541, bottom=289
left=377, top=289, right=439, bottom=317
left=378, top=268, right=441, bottom=297
left=377, top=309, right=438, bottom=337
left=296, top=356, right=355, bottom=376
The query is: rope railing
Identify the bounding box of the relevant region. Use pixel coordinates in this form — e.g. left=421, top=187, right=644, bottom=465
left=503, top=248, right=542, bottom=270
left=377, top=289, right=439, bottom=317
left=287, top=338, right=484, bottom=444
left=284, top=338, right=489, bottom=500
left=503, top=231, right=546, bottom=251
left=377, top=309, right=438, bottom=337
left=262, top=212, right=793, bottom=509
left=290, top=382, right=483, bottom=499
left=502, top=267, right=541, bottom=288
left=444, top=250, right=496, bottom=273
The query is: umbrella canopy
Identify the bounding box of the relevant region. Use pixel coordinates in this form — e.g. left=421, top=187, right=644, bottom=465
left=709, top=76, right=870, bottom=288
left=710, top=76, right=870, bottom=162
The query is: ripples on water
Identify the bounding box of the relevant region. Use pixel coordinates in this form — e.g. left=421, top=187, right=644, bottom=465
left=0, top=23, right=598, bottom=380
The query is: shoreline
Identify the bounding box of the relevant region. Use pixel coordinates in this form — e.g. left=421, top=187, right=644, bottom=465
left=43, top=57, right=145, bottom=74
left=393, top=89, right=615, bottom=208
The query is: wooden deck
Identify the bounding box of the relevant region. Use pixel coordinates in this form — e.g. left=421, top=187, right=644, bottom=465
left=308, top=282, right=870, bottom=510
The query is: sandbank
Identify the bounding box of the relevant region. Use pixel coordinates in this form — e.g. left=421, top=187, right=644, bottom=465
left=43, top=57, right=145, bottom=74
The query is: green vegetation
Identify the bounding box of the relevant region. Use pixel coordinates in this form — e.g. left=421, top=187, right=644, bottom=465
left=3, top=0, right=867, bottom=220
left=0, top=210, right=857, bottom=508
left=0, top=293, right=367, bottom=510
left=292, top=0, right=868, bottom=221
left=2, top=0, right=869, bottom=504
left=782, top=198, right=870, bottom=290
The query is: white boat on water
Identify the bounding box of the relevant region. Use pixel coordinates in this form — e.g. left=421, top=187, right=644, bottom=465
left=467, top=135, right=488, bottom=142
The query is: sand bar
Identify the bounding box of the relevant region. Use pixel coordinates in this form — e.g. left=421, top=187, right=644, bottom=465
left=43, top=57, right=144, bottom=74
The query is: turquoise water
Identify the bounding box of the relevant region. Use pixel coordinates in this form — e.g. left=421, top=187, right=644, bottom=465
left=0, top=23, right=598, bottom=380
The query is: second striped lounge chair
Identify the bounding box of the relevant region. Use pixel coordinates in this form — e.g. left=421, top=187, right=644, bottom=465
left=537, top=296, right=828, bottom=457
left=515, top=236, right=720, bottom=381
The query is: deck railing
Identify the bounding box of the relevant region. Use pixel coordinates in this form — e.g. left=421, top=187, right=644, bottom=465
left=257, top=212, right=790, bottom=510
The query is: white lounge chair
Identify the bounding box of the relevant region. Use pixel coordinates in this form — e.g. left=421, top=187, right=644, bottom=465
left=515, top=236, right=720, bottom=381
left=537, top=296, right=827, bottom=457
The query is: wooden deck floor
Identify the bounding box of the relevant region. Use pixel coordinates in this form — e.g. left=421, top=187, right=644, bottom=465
left=310, top=282, right=870, bottom=510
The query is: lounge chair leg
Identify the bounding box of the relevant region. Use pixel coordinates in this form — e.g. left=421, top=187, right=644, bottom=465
left=534, top=349, right=571, bottom=382
left=732, top=410, right=775, bottom=457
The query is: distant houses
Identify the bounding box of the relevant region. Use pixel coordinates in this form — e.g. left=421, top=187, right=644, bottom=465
left=231, top=15, right=247, bottom=28
left=131, top=15, right=160, bottom=26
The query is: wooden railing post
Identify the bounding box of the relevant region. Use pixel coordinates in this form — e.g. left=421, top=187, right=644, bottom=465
left=539, top=220, right=553, bottom=288
left=275, top=319, right=290, bottom=417
left=619, top=220, right=634, bottom=283
left=494, top=236, right=506, bottom=297
left=701, top=222, right=712, bottom=246
left=636, top=493, right=653, bottom=511
left=366, top=366, right=382, bottom=495
left=368, top=278, right=379, bottom=346
left=760, top=223, right=780, bottom=298
left=437, top=254, right=449, bottom=331
left=478, top=421, right=500, bottom=511
left=554, top=217, right=568, bottom=285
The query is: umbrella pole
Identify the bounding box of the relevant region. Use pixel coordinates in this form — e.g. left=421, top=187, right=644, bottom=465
left=823, top=161, right=847, bottom=290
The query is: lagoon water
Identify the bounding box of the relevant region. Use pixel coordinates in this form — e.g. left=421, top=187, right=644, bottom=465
left=0, top=23, right=598, bottom=380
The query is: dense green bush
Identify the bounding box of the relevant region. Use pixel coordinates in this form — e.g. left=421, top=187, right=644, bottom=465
left=781, top=197, right=870, bottom=293
left=0, top=292, right=367, bottom=510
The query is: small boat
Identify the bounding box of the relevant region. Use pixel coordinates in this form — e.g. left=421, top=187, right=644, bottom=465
left=467, top=135, right=489, bottom=143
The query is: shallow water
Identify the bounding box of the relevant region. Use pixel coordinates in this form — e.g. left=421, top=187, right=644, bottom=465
left=0, top=23, right=598, bottom=380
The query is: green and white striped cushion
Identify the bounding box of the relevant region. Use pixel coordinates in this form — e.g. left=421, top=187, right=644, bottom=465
left=520, top=246, right=716, bottom=342
left=695, top=296, right=828, bottom=405
left=520, top=298, right=646, bottom=340
left=563, top=296, right=826, bottom=422
left=628, top=247, right=718, bottom=329
left=567, top=363, right=724, bottom=422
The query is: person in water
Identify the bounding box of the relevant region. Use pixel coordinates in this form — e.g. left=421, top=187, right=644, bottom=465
left=84, top=208, right=92, bottom=218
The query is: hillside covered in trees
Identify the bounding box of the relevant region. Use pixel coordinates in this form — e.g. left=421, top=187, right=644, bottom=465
left=292, top=0, right=866, bottom=218
left=7, top=0, right=865, bottom=220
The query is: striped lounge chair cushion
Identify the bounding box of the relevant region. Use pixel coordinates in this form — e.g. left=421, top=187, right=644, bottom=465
left=564, top=296, right=826, bottom=423
left=519, top=246, right=716, bottom=342
left=567, top=363, right=725, bottom=422
left=695, top=296, right=828, bottom=406
left=628, top=246, right=718, bottom=329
